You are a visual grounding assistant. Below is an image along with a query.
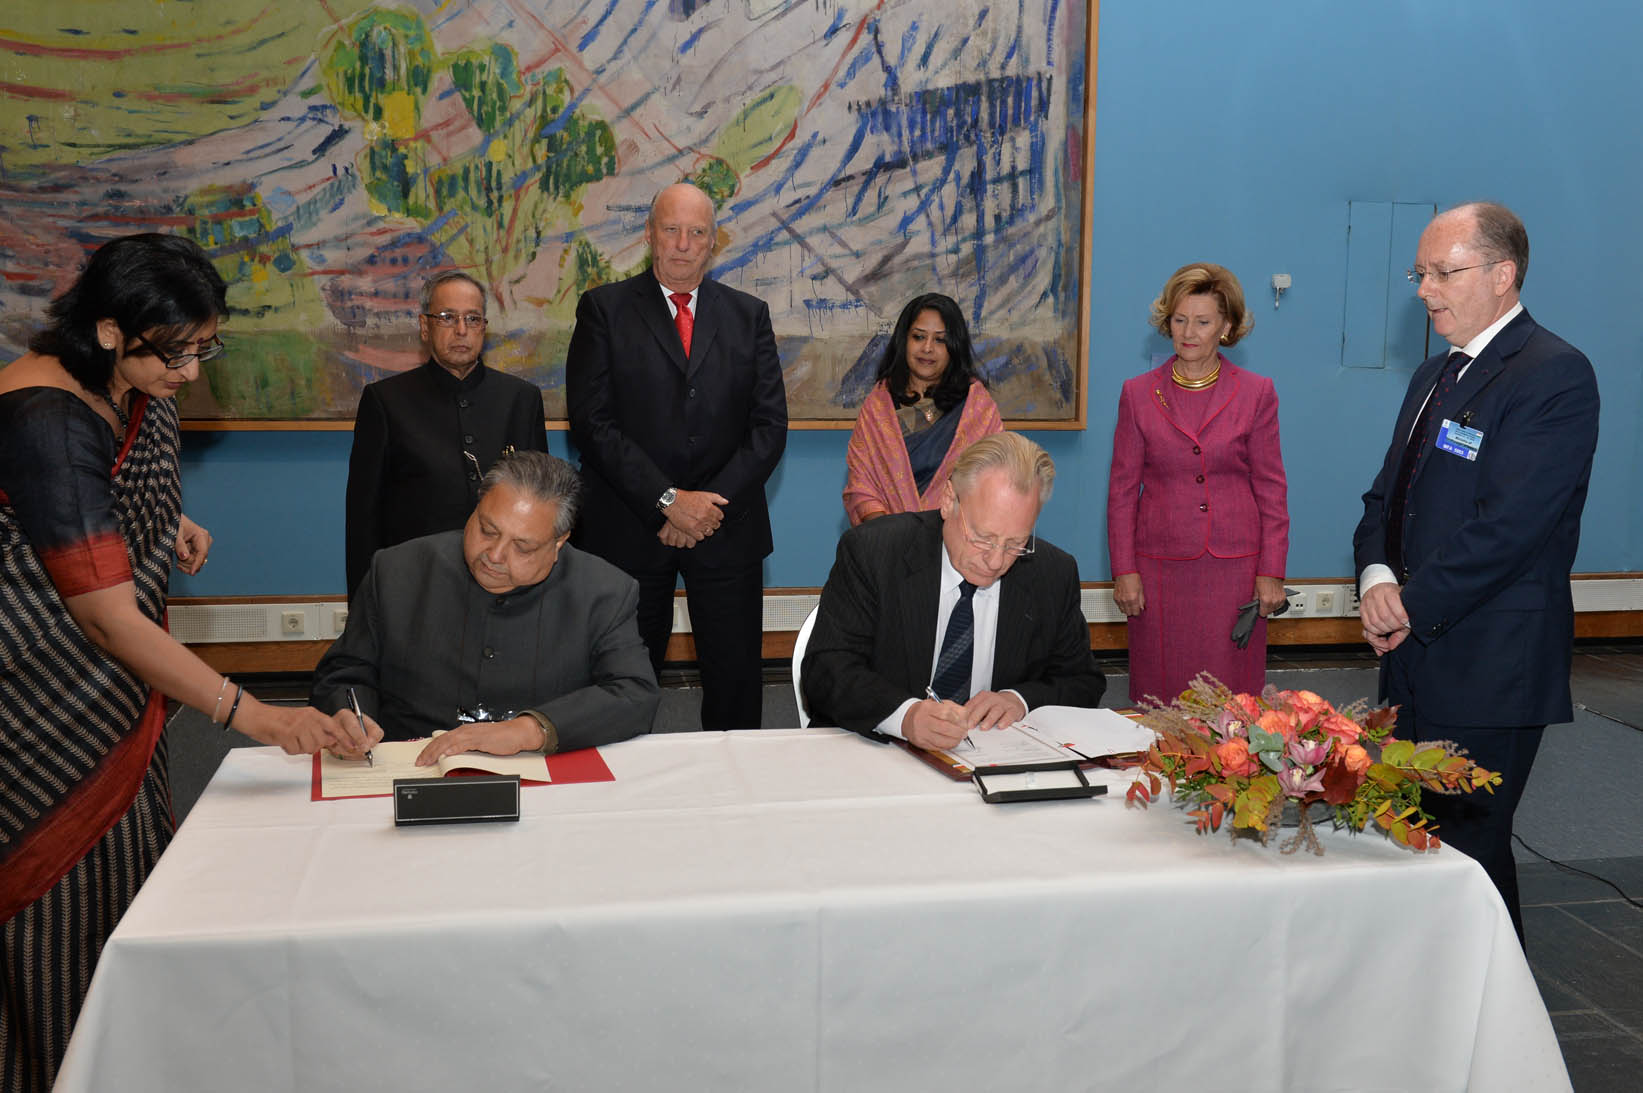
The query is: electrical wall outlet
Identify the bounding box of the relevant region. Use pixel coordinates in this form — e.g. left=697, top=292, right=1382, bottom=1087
left=279, top=610, right=305, bottom=635
left=1285, top=589, right=1310, bottom=616
left=1314, top=589, right=1337, bottom=616
left=1343, top=585, right=1361, bottom=618
left=331, top=608, right=349, bottom=636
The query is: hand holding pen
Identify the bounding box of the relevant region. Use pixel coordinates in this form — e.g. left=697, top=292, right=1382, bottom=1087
left=900, top=686, right=974, bottom=752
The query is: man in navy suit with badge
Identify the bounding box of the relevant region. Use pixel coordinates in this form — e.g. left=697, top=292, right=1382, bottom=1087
left=1354, top=202, right=1600, bottom=939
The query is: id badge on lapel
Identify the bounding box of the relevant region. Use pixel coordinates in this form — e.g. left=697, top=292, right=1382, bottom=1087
left=1435, top=418, right=1484, bottom=461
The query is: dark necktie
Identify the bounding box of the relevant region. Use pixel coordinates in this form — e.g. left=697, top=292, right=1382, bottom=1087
left=1387, top=351, right=1470, bottom=578
left=670, top=292, right=693, bottom=357
left=930, top=581, right=977, bottom=702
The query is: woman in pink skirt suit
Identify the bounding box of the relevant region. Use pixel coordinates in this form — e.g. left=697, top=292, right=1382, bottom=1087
left=1108, top=263, right=1289, bottom=702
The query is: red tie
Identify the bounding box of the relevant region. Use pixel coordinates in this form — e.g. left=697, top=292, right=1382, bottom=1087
left=669, top=292, right=693, bottom=357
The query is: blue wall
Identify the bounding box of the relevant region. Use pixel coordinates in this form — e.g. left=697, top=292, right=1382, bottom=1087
left=173, top=0, right=1642, bottom=597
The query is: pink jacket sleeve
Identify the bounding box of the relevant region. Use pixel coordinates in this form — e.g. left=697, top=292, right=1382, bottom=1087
left=1106, top=378, right=1144, bottom=576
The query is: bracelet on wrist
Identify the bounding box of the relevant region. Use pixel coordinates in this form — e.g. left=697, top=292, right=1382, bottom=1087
left=222, top=685, right=247, bottom=733
left=211, top=676, right=232, bottom=724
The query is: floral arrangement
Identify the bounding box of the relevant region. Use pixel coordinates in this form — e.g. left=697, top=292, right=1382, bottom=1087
left=1124, top=674, right=1501, bottom=854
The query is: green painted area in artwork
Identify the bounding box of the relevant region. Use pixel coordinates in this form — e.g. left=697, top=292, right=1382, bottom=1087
left=711, top=85, right=802, bottom=173
left=447, top=44, right=523, bottom=135
left=175, top=183, right=331, bottom=334
left=0, top=0, right=377, bottom=170
left=197, top=330, right=329, bottom=419
left=319, top=7, right=622, bottom=302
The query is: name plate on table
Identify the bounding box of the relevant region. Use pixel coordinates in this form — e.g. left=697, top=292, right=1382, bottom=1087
left=392, top=774, right=521, bottom=826
left=972, top=761, right=1108, bottom=804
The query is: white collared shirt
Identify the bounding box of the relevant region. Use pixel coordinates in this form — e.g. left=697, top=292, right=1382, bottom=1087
left=1360, top=302, right=1525, bottom=596
left=874, top=544, right=1025, bottom=739
left=659, top=282, right=699, bottom=319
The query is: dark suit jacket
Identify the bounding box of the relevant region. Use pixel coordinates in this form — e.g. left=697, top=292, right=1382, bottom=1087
left=1353, top=309, right=1600, bottom=726
left=312, top=534, right=659, bottom=749
left=565, top=269, right=788, bottom=570
left=801, top=511, right=1106, bottom=737
left=345, top=360, right=547, bottom=597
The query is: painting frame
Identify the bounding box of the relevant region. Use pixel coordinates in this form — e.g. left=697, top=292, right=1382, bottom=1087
left=0, top=2, right=1097, bottom=433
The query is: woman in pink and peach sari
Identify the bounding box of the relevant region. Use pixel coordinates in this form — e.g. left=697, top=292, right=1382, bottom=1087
left=842, top=293, right=1002, bottom=524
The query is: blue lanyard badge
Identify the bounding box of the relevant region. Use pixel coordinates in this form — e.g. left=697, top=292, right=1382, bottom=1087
left=1435, top=418, right=1484, bottom=461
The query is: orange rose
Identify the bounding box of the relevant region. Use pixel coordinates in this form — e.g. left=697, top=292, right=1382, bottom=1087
left=1341, top=743, right=1371, bottom=775
left=1216, top=738, right=1257, bottom=777
left=1320, top=713, right=1364, bottom=743
left=1227, top=693, right=1263, bottom=722
left=1257, top=709, right=1299, bottom=741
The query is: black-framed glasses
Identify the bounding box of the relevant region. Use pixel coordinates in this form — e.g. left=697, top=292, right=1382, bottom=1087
left=1406, top=260, right=1500, bottom=287
left=134, top=332, right=225, bottom=369
left=423, top=311, right=487, bottom=329
left=952, top=494, right=1035, bottom=558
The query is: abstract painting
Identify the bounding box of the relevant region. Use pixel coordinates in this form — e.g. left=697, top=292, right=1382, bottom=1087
left=0, top=1, right=1093, bottom=425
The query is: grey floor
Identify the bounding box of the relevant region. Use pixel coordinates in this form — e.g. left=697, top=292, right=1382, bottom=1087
left=166, top=645, right=1643, bottom=1091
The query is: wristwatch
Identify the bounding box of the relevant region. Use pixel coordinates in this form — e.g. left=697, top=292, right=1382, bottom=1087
left=657, top=487, right=678, bottom=511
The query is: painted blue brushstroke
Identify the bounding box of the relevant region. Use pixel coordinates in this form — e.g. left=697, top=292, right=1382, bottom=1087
left=1045, top=0, right=1061, bottom=64
left=1003, top=0, right=1027, bottom=67
left=577, top=0, right=624, bottom=52
left=823, top=9, right=849, bottom=42
left=679, top=25, right=708, bottom=54
left=918, top=27, right=941, bottom=71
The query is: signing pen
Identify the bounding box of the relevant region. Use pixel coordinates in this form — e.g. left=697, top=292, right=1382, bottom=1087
left=347, top=686, right=374, bottom=766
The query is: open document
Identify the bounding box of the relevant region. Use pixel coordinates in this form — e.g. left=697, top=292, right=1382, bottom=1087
left=316, top=739, right=551, bottom=801
left=932, top=707, right=1156, bottom=772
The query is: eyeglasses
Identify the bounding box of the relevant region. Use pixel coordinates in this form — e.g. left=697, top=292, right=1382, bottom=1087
left=134, top=332, right=225, bottom=369
left=952, top=494, right=1035, bottom=558
left=1405, top=260, right=1500, bottom=287
left=424, top=311, right=488, bottom=329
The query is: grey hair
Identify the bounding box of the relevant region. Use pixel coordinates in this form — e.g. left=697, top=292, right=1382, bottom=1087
left=420, top=270, right=487, bottom=314
left=478, top=451, right=581, bottom=537
left=949, top=432, right=1055, bottom=505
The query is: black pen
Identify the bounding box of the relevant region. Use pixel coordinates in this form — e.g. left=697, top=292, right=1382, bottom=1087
left=347, top=686, right=374, bottom=766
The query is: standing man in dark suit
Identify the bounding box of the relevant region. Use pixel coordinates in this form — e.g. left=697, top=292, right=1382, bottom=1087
left=566, top=182, right=787, bottom=730
left=345, top=270, right=548, bottom=599
left=1354, top=202, right=1600, bottom=938
left=803, top=433, right=1105, bottom=747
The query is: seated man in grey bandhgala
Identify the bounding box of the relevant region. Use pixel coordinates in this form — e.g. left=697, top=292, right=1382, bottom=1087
left=312, top=451, right=659, bottom=762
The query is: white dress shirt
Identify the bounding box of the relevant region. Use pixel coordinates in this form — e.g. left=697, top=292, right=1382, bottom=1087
left=874, top=545, right=1025, bottom=739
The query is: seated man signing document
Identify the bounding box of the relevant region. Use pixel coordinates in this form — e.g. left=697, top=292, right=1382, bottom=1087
left=802, top=433, right=1106, bottom=749
left=312, top=451, right=659, bottom=765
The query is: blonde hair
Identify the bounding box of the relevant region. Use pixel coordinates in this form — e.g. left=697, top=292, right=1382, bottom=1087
left=1148, top=262, right=1253, bottom=346
left=950, top=432, right=1055, bottom=504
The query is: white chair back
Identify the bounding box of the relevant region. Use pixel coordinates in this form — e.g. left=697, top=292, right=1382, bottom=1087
left=790, top=605, right=820, bottom=728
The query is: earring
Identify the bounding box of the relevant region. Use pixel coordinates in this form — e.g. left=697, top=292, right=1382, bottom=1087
left=1219, top=334, right=1229, bottom=345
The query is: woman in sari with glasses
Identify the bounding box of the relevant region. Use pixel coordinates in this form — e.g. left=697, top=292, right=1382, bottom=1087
left=843, top=293, right=1003, bottom=525
left=0, top=233, right=374, bottom=1093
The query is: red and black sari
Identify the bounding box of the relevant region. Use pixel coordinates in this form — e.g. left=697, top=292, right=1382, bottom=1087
left=0, top=388, right=181, bottom=1093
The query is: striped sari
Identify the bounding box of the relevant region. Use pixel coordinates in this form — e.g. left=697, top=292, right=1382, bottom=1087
left=1, top=389, right=180, bottom=1093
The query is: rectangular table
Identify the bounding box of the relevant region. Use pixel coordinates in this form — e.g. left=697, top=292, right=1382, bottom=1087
left=56, top=729, right=1569, bottom=1092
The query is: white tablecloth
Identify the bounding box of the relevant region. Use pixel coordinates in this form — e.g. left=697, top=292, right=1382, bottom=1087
left=56, top=729, right=1569, bottom=1092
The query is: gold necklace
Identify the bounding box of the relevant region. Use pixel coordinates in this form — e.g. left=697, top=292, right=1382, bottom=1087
left=1171, top=361, right=1220, bottom=390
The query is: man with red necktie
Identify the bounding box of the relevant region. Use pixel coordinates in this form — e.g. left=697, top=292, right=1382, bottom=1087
left=567, top=182, right=787, bottom=731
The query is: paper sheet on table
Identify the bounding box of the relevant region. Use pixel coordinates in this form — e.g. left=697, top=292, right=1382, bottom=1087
left=1016, top=706, right=1157, bottom=759
left=933, top=723, right=1077, bottom=769
left=317, top=739, right=551, bottom=800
